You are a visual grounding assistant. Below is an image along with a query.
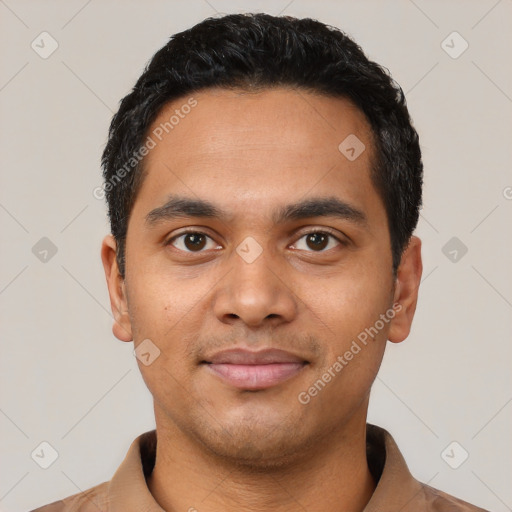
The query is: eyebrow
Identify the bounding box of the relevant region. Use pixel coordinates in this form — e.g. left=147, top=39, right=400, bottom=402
left=145, top=194, right=367, bottom=228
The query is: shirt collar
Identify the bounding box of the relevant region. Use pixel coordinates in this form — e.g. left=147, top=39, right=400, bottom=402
left=107, top=424, right=424, bottom=511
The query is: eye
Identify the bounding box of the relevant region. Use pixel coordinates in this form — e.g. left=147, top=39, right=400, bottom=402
left=292, top=230, right=344, bottom=252
left=166, top=229, right=345, bottom=254
left=167, top=231, right=221, bottom=252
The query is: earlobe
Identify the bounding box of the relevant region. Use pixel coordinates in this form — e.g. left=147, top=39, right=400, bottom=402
left=100, top=234, right=133, bottom=342
left=387, top=236, right=423, bottom=344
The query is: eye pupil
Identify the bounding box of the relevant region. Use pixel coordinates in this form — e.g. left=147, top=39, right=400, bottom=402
left=184, top=233, right=206, bottom=251
left=306, top=232, right=328, bottom=251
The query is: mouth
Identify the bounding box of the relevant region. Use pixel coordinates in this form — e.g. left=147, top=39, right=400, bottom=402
left=201, top=348, right=309, bottom=390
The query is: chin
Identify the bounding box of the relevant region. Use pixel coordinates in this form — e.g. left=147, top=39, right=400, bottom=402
left=209, top=440, right=306, bottom=471
left=191, top=416, right=314, bottom=470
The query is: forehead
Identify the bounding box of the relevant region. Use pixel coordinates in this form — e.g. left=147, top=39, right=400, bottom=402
left=145, top=87, right=372, bottom=164
left=130, top=87, right=384, bottom=229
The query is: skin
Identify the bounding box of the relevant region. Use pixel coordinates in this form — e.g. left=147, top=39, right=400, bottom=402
left=101, top=87, right=422, bottom=512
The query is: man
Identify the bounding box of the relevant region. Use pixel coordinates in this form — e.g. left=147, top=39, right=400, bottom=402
left=31, top=12, right=488, bottom=512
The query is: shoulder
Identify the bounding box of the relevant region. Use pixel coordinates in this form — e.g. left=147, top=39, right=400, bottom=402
left=28, top=481, right=109, bottom=512
left=367, top=424, right=490, bottom=512
left=421, top=483, right=490, bottom=512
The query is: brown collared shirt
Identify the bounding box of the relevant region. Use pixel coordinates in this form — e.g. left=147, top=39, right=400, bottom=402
left=30, top=424, right=489, bottom=511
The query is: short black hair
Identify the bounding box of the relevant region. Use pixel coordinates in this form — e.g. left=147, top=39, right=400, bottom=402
left=101, top=12, right=423, bottom=279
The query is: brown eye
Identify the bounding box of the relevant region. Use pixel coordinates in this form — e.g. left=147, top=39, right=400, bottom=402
left=168, top=232, right=220, bottom=252
left=306, top=232, right=329, bottom=251
left=293, top=231, right=342, bottom=252
left=183, top=233, right=207, bottom=251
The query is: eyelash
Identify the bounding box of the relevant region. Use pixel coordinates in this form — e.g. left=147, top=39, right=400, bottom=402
left=165, top=228, right=347, bottom=253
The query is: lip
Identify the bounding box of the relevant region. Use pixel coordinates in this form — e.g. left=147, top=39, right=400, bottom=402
left=202, top=348, right=309, bottom=390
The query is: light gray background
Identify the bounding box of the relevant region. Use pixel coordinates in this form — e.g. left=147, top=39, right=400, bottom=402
left=1, top=1, right=511, bottom=510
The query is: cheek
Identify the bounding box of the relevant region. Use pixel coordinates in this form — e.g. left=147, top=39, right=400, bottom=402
left=126, top=279, right=200, bottom=396
left=127, top=270, right=199, bottom=338
left=298, top=268, right=393, bottom=402
left=301, top=279, right=389, bottom=410
left=303, top=268, right=391, bottom=340
left=131, top=305, right=199, bottom=409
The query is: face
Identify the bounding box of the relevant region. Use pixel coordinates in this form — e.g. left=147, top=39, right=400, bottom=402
left=102, top=87, right=422, bottom=466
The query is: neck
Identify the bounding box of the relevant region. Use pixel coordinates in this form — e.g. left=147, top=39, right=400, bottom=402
left=147, top=408, right=375, bottom=512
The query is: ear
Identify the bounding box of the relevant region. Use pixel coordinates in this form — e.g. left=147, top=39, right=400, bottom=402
left=387, top=235, right=423, bottom=344
left=101, top=234, right=133, bottom=342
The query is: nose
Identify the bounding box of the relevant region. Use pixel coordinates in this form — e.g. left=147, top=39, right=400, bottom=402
left=212, top=244, right=298, bottom=329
